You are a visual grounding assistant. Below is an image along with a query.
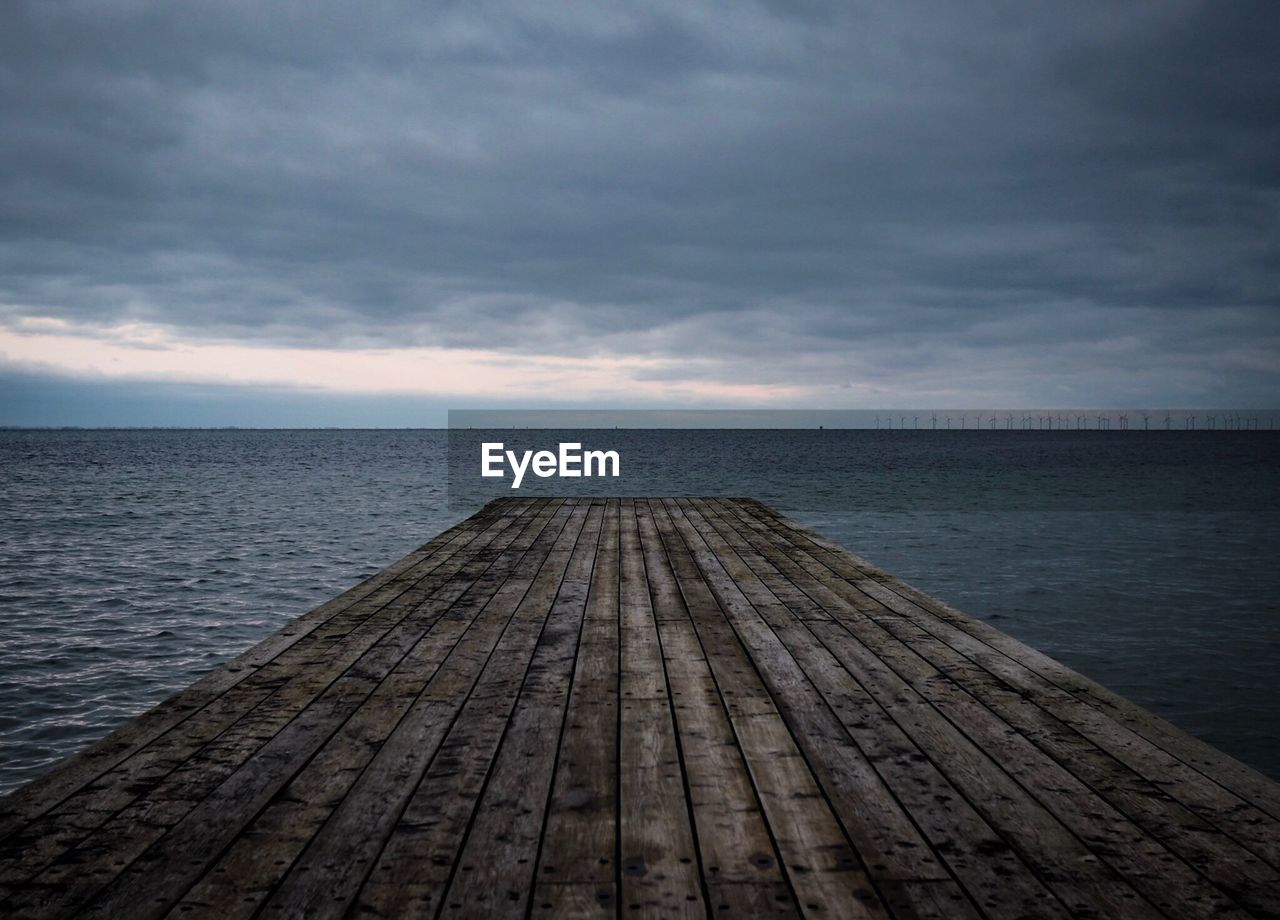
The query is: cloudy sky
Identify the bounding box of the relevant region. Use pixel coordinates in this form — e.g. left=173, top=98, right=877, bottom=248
left=1, top=0, right=1277, bottom=425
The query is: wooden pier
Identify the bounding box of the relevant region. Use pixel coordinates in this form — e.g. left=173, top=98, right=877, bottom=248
left=1, top=497, right=1278, bottom=918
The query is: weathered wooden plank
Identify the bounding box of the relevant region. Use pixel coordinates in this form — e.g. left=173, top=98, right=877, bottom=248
left=530, top=499, right=620, bottom=918
left=0, top=500, right=512, bottom=844
left=686, top=500, right=1074, bottom=918
left=878, top=880, right=985, bottom=920
left=735, top=499, right=1280, bottom=862
left=3, top=496, right=1278, bottom=920
left=0, top=502, right=523, bottom=879
left=718, top=498, right=1280, bottom=916
left=648, top=499, right=898, bottom=919
left=294, top=499, right=584, bottom=919
left=161, top=500, right=560, bottom=919
left=0, top=501, right=540, bottom=917
left=617, top=498, right=704, bottom=919
left=701, top=499, right=1224, bottom=919
left=683, top=499, right=1088, bottom=918
left=744, top=498, right=1280, bottom=823
left=648, top=502, right=947, bottom=901
left=633, top=504, right=798, bottom=916
left=439, top=500, right=606, bottom=918
left=71, top=496, right=565, bottom=920
left=61, top=499, right=570, bottom=920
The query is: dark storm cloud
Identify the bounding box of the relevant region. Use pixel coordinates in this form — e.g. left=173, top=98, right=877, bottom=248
left=0, top=0, right=1277, bottom=404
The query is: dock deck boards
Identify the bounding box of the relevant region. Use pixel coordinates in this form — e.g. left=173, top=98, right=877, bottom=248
left=2, top=497, right=1279, bottom=918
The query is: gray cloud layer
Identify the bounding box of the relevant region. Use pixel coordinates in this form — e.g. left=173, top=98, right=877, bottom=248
left=1, top=0, right=1278, bottom=405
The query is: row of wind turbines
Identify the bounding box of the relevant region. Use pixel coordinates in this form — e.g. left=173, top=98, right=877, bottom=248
left=871, top=412, right=1271, bottom=430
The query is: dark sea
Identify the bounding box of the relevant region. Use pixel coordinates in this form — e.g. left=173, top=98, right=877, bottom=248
left=1, top=428, right=1278, bottom=794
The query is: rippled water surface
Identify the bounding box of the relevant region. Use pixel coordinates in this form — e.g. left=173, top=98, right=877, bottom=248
left=1, top=429, right=1277, bottom=793
left=0, top=430, right=463, bottom=793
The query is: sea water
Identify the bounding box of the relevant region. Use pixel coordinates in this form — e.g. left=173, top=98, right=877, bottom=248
left=0, top=428, right=1276, bottom=793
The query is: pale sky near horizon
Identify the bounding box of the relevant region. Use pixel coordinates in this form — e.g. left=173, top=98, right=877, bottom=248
left=1, top=1, right=1278, bottom=425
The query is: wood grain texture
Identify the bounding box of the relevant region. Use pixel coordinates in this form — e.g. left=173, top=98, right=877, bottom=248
left=1, top=497, right=1277, bottom=919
